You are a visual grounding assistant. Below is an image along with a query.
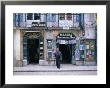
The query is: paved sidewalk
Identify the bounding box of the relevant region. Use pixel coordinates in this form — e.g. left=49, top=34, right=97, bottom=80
left=14, top=64, right=97, bottom=72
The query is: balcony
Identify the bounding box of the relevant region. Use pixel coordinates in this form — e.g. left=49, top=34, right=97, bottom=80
left=13, top=14, right=84, bottom=30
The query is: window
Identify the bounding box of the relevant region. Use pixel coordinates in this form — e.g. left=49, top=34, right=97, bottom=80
left=51, top=14, right=56, bottom=22
left=13, top=14, right=16, bottom=27
left=76, top=15, right=80, bottom=22
left=16, top=13, right=21, bottom=27
left=47, top=39, right=53, bottom=59
left=59, top=13, right=65, bottom=20
left=47, top=40, right=52, bottom=49
left=34, top=13, right=40, bottom=20
left=81, top=13, right=84, bottom=27
left=48, top=52, right=52, bottom=59
left=19, top=13, right=23, bottom=22
left=76, top=15, right=79, bottom=22
left=47, top=13, right=56, bottom=22
left=27, top=13, right=33, bottom=20
left=47, top=13, right=51, bottom=22
left=73, top=14, right=80, bottom=22
left=67, top=13, right=72, bottom=20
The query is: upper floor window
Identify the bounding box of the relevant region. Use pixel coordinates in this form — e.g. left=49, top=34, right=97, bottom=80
left=73, top=14, right=80, bottom=23
left=51, top=14, right=56, bottom=22
left=67, top=13, right=72, bottom=20
left=27, top=13, right=33, bottom=20
left=47, top=13, right=56, bottom=22
left=59, top=13, right=65, bottom=20
left=34, top=13, right=40, bottom=20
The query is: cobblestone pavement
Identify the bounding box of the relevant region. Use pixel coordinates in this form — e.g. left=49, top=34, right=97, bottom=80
left=14, top=64, right=97, bottom=75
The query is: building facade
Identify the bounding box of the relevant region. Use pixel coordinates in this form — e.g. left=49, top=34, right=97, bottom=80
left=13, top=13, right=97, bottom=66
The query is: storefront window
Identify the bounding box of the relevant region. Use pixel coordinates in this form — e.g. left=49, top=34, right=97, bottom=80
left=79, top=44, right=85, bottom=61
left=85, top=40, right=96, bottom=61
left=47, top=40, right=52, bottom=49
left=47, top=39, right=53, bottom=59
left=75, top=48, right=80, bottom=60
left=48, top=52, right=52, bottom=59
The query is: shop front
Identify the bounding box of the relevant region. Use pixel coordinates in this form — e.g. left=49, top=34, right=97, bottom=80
left=56, top=33, right=76, bottom=64
left=14, top=29, right=96, bottom=66
left=23, top=31, right=44, bottom=65
left=80, top=39, right=97, bottom=65
left=23, top=32, right=40, bottom=64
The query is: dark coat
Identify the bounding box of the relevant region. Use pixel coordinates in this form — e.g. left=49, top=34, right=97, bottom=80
left=54, top=51, right=62, bottom=68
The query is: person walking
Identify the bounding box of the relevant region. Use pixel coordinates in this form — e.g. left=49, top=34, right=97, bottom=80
left=54, top=48, right=62, bottom=69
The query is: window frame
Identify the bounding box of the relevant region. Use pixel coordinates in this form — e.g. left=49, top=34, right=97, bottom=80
left=27, top=13, right=33, bottom=20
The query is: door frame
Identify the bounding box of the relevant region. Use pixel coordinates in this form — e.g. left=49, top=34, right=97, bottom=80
left=23, top=31, right=40, bottom=64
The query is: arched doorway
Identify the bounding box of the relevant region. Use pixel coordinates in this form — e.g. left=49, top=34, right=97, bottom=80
left=56, top=33, right=76, bottom=64
left=23, top=32, right=40, bottom=64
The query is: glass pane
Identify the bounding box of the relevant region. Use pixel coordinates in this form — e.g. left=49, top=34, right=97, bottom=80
left=27, top=13, right=33, bottom=20
left=19, top=13, right=23, bottom=22
left=34, top=13, right=40, bottom=20
left=48, top=52, right=52, bottom=58
left=47, top=40, right=52, bottom=49
left=52, top=14, right=56, bottom=22
left=59, top=13, right=65, bottom=20
left=76, top=15, right=80, bottom=22
left=47, top=13, right=51, bottom=22
left=67, top=13, right=72, bottom=20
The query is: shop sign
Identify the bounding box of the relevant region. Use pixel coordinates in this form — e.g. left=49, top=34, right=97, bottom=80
left=59, top=33, right=73, bottom=37
left=32, top=22, right=46, bottom=27
left=58, top=40, right=76, bottom=44
left=58, top=33, right=76, bottom=39
left=60, top=40, right=66, bottom=44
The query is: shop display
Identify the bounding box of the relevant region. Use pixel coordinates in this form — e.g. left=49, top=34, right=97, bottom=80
left=47, top=40, right=52, bottom=49
left=48, top=51, right=52, bottom=59
left=75, top=49, right=80, bottom=60
left=39, top=41, right=44, bottom=59
left=80, top=45, right=84, bottom=50
left=86, top=45, right=89, bottom=49
left=85, top=40, right=96, bottom=61
left=47, top=39, right=53, bottom=59
left=80, top=50, right=85, bottom=60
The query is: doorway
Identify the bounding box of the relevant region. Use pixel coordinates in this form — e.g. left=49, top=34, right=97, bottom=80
left=27, top=39, right=39, bottom=64
left=59, top=44, right=72, bottom=64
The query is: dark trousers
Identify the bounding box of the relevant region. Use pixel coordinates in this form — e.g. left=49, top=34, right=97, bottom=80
left=56, top=58, right=60, bottom=68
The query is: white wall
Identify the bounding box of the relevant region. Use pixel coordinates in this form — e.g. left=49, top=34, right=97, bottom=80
left=84, top=13, right=96, bottom=39
left=84, top=27, right=96, bottom=39
left=14, top=30, right=21, bottom=61
left=13, top=30, right=16, bottom=66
